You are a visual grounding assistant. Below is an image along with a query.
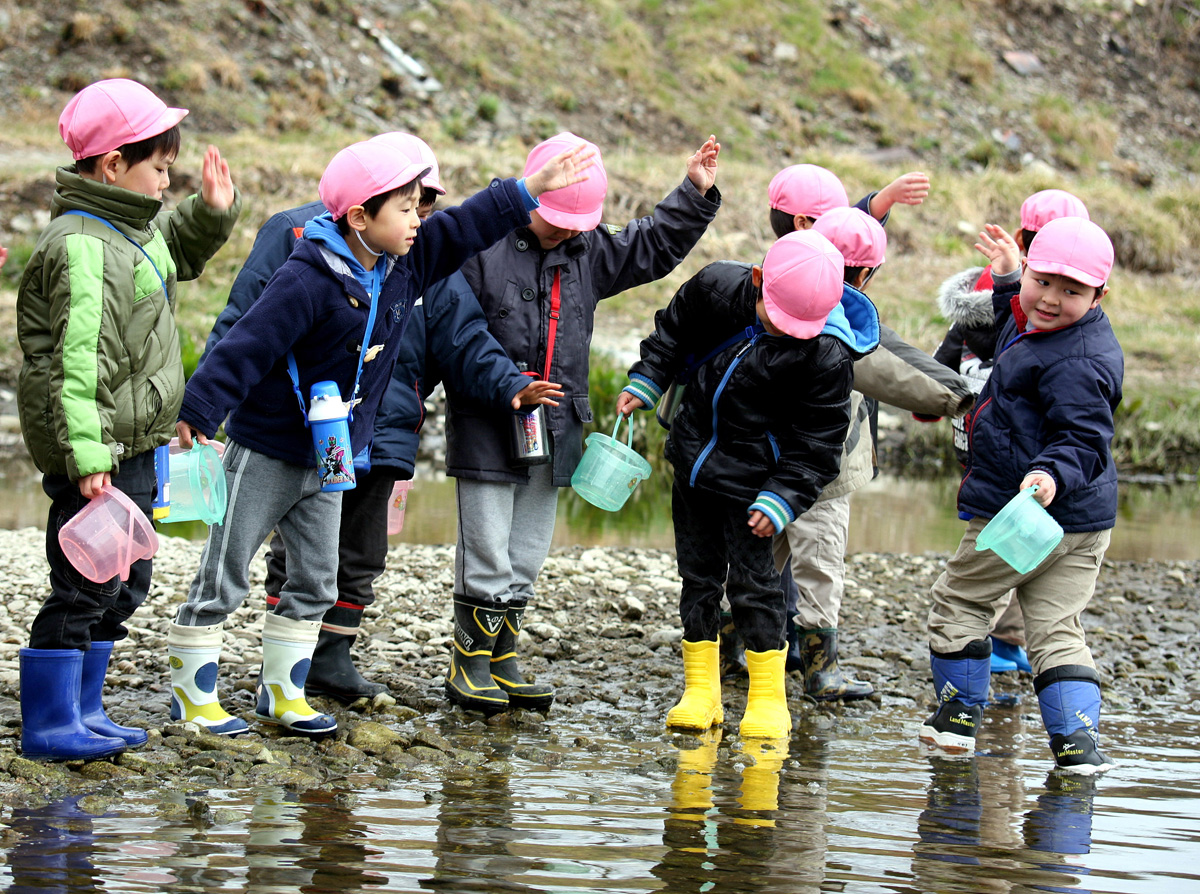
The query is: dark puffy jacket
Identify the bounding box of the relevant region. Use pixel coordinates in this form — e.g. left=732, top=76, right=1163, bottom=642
left=201, top=202, right=526, bottom=476
left=445, top=177, right=721, bottom=486
left=958, top=277, right=1123, bottom=532
left=628, top=260, right=878, bottom=518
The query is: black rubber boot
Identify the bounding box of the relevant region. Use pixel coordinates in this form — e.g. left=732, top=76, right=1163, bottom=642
left=489, top=596, right=554, bottom=711
left=799, top=628, right=874, bottom=701
left=718, top=611, right=747, bottom=680
left=445, top=594, right=509, bottom=713
left=784, top=615, right=803, bottom=673
left=304, top=604, right=388, bottom=704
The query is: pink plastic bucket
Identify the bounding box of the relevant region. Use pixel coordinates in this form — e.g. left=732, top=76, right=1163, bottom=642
left=59, top=486, right=159, bottom=583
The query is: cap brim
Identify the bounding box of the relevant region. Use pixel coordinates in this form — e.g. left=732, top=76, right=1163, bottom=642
left=1027, top=259, right=1104, bottom=288
left=761, top=293, right=829, bottom=339
left=535, top=203, right=603, bottom=231
left=423, top=178, right=447, bottom=195
left=377, top=163, right=433, bottom=200
left=129, top=107, right=189, bottom=145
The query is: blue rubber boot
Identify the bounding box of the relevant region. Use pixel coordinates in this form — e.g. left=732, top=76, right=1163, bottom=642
left=990, top=636, right=1032, bottom=673
left=919, top=640, right=991, bottom=753
left=80, top=642, right=148, bottom=747
left=19, top=648, right=126, bottom=762
left=1035, top=666, right=1115, bottom=776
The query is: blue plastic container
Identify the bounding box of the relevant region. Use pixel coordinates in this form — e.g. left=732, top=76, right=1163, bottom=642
left=976, top=486, right=1064, bottom=573
left=571, top=416, right=652, bottom=512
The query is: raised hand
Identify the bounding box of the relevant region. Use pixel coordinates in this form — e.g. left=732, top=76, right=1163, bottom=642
left=524, top=143, right=598, bottom=197
left=974, top=223, right=1021, bottom=276
left=200, top=145, right=235, bottom=211
left=0, top=245, right=8, bottom=272
left=686, top=134, right=720, bottom=192
left=511, top=379, right=565, bottom=409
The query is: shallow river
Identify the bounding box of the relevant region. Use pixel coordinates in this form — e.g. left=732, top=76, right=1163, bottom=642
left=1, top=455, right=1198, bottom=892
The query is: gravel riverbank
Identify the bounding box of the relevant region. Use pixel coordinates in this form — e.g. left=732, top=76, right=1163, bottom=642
left=0, top=526, right=1196, bottom=812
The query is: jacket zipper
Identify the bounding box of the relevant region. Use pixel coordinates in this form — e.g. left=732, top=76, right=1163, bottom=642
left=689, top=335, right=761, bottom=486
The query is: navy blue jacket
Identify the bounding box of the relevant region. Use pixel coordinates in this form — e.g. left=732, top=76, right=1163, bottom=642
left=182, top=178, right=531, bottom=467
left=958, top=274, right=1123, bottom=532
left=200, top=201, right=527, bottom=477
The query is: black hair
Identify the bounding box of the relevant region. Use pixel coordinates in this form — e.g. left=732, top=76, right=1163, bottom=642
left=419, top=186, right=440, bottom=208
left=1020, top=228, right=1038, bottom=252
left=75, top=125, right=182, bottom=176
left=845, top=265, right=878, bottom=288
left=334, top=177, right=422, bottom=235
left=770, top=207, right=817, bottom=239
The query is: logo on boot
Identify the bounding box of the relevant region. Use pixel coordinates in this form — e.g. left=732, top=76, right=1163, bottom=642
left=950, top=712, right=976, bottom=729
left=938, top=681, right=960, bottom=704
left=479, top=611, right=504, bottom=635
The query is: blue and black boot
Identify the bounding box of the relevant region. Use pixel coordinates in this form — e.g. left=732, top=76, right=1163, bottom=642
left=1035, top=665, right=1115, bottom=776
left=919, top=640, right=992, bottom=754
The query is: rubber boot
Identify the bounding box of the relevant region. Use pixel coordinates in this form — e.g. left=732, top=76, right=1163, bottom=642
left=718, top=611, right=747, bottom=680
left=18, top=648, right=126, bottom=761
left=799, top=628, right=874, bottom=701
left=666, top=639, right=724, bottom=731
left=445, top=593, right=509, bottom=713
left=740, top=647, right=792, bottom=739
left=255, top=613, right=338, bottom=736
left=79, top=641, right=147, bottom=747
left=737, top=739, right=787, bottom=826
left=990, top=635, right=1032, bottom=673
left=1035, top=665, right=1115, bottom=776
left=489, top=595, right=554, bottom=711
left=919, top=641, right=991, bottom=753
left=304, top=603, right=388, bottom=704
left=168, top=622, right=249, bottom=736
left=784, top=615, right=803, bottom=673
left=670, top=728, right=722, bottom=815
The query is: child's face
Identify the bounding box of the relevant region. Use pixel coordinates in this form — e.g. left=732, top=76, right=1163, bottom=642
left=1019, top=264, right=1104, bottom=331
left=363, top=191, right=422, bottom=256
left=107, top=148, right=175, bottom=200
left=527, top=210, right=581, bottom=250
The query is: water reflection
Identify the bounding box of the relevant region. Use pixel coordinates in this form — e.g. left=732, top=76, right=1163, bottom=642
left=4, top=795, right=104, bottom=893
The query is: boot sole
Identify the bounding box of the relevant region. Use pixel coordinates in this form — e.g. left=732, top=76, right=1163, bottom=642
left=918, top=725, right=976, bottom=754
left=1054, top=759, right=1115, bottom=776
left=305, top=682, right=388, bottom=705
left=444, top=681, right=509, bottom=714
left=504, top=692, right=555, bottom=712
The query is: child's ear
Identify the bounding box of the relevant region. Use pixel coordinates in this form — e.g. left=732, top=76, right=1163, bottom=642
left=1093, top=284, right=1109, bottom=306
left=345, top=205, right=369, bottom=232
left=99, top=150, right=124, bottom=184
left=751, top=264, right=763, bottom=289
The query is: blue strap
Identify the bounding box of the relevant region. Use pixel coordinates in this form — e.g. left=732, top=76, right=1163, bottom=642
left=680, top=322, right=764, bottom=382
left=63, top=209, right=169, bottom=296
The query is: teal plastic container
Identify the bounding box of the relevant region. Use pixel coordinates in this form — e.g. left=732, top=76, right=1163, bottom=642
left=975, top=486, right=1063, bottom=573
left=163, top=442, right=227, bottom=525
left=571, top=416, right=652, bottom=512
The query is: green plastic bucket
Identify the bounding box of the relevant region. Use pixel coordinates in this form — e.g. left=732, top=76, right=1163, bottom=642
left=975, top=486, right=1063, bottom=573
left=571, top=416, right=652, bottom=512
left=163, top=442, right=228, bottom=526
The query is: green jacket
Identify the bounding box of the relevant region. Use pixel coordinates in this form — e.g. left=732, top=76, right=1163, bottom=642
left=17, top=167, right=241, bottom=479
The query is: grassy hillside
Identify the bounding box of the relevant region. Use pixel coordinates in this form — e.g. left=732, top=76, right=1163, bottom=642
left=1, top=0, right=1198, bottom=473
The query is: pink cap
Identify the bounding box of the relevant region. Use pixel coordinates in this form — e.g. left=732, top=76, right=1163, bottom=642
left=369, top=131, right=445, bottom=195
left=1025, top=217, right=1113, bottom=288
left=58, top=78, right=189, bottom=161
left=318, top=140, right=432, bottom=220
left=523, top=132, right=607, bottom=230
left=761, top=230, right=846, bottom=339
left=767, top=164, right=849, bottom=220
left=812, top=206, right=886, bottom=267
left=1020, top=189, right=1089, bottom=232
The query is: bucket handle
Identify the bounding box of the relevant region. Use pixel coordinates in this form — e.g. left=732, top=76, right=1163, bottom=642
left=611, top=414, right=634, bottom=448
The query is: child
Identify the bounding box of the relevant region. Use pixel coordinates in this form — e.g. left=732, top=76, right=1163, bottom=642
left=442, top=133, right=721, bottom=715
left=618, top=229, right=878, bottom=738
left=15, top=78, right=241, bottom=760
left=199, top=133, right=561, bottom=703
left=169, top=136, right=590, bottom=736
left=932, top=189, right=1090, bottom=675
left=774, top=207, right=974, bottom=701
left=920, top=217, right=1121, bottom=776
left=767, top=163, right=929, bottom=236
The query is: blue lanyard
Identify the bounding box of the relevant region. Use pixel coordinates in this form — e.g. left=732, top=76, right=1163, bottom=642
left=63, top=209, right=170, bottom=296
left=287, top=276, right=382, bottom=427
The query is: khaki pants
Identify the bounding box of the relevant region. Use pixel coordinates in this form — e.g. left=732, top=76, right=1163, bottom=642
left=928, top=518, right=1110, bottom=676
left=771, top=493, right=852, bottom=630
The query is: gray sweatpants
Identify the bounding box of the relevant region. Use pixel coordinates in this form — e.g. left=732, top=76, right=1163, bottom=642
left=454, top=463, right=559, bottom=603
left=176, top=441, right=342, bottom=627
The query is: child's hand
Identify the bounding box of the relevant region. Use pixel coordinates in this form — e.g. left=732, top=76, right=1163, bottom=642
left=747, top=509, right=777, bottom=538
left=686, top=135, right=720, bottom=193
left=175, top=420, right=210, bottom=450
left=869, top=171, right=929, bottom=220
left=975, top=223, right=1021, bottom=276
left=78, top=471, right=111, bottom=500
left=1021, top=472, right=1056, bottom=506
left=200, top=145, right=236, bottom=211
left=512, top=379, right=564, bottom=410
left=616, top=392, right=645, bottom=417
left=524, top=143, right=598, bottom=197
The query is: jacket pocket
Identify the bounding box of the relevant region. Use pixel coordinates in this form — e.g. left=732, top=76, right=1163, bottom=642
left=572, top=396, right=593, bottom=424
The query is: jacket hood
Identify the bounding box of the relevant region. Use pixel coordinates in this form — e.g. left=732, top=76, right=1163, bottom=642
left=50, top=166, right=163, bottom=230
left=303, top=213, right=387, bottom=298
left=820, top=283, right=880, bottom=356
left=937, top=266, right=994, bottom=328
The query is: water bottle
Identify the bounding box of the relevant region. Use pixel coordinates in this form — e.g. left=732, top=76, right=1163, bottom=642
left=309, top=381, right=356, bottom=491
left=509, top=365, right=551, bottom=466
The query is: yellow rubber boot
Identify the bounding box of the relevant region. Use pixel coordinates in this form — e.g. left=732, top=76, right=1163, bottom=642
left=740, top=647, right=792, bottom=739
left=671, top=728, right=723, bottom=815
left=736, top=739, right=787, bottom=826
left=666, top=639, right=724, bottom=730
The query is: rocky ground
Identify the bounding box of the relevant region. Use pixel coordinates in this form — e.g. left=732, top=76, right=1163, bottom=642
left=0, top=526, right=1196, bottom=815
